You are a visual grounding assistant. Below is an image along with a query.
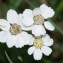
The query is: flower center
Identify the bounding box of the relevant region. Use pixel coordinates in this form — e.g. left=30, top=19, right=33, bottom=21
left=34, top=38, right=43, bottom=49
left=33, top=14, right=44, bottom=25
left=10, top=23, right=22, bottom=35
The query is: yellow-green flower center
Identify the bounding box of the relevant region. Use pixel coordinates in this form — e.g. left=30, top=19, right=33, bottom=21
left=33, top=14, right=44, bottom=25
left=34, top=38, right=43, bottom=49
left=10, top=23, right=22, bottom=35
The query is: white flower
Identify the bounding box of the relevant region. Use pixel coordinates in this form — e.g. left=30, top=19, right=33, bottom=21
left=28, top=34, right=53, bottom=60
left=22, top=4, right=55, bottom=36
left=0, top=9, right=31, bottom=48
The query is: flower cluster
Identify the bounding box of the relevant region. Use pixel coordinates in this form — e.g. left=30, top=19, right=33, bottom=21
left=0, top=4, right=55, bottom=60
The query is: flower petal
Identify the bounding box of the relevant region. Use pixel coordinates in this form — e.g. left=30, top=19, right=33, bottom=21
left=40, top=4, right=55, bottom=19
left=20, top=31, right=31, bottom=45
left=44, top=38, right=53, bottom=46
left=28, top=34, right=34, bottom=45
left=22, top=17, right=34, bottom=26
left=6, top=35, right=16, bottom=48
left=28, top=46, right=36, bottom=55
left=15, top=34, right=25, bottom=48
left=7, top=9, right=18, bottom=24
left=0, top=19, right=10, bottom=31
left=0, top=31, right=9, bottom=43
left=33, top=49, right=42, bottom=60
left=23, top=9, right=33, bottom=17
left=33, top=8, right=41, bottom=15
left=44, top=21, right=55, bottom=31
left=42, top=8, right=54, bottom=19
left=42, top=34, right=50, bottom=42
left=40, top=4, right=48, bottom=15
left=32, top=25, right=46, bottom=36
left=17, top=14, right=23, bottom=25
left=41, top=46, right=52, bottom=56
left=21, top=24, right=33, bottom=31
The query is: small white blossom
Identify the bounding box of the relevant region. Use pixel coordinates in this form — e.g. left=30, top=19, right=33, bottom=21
left=0, top=9, right=31, bottom=48
left=28, top=34, right=53, bottom=60
left=22, top=4, right=55, bottom=36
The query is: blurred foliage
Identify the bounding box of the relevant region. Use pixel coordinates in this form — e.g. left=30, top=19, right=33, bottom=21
left=0, top=0, right=63, bottom=63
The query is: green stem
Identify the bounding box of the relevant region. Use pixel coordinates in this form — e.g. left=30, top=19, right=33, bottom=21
left=25, top=0, right=35, bottom=8
left=5, top=51, right=13, bottom=63
left=47, top=19, right=63, bottom=34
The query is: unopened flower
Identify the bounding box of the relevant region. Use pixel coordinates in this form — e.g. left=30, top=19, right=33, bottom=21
left=0, top=9, right=31, bottom=48
left=28, top=34, right=53, bottom=60
left=22, top=4, right=55, bottom=36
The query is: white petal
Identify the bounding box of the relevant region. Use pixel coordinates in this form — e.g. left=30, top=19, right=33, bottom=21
left=44, top=38, right=53, bottom=46
left=42, top=34, right=50, bottom=42
left=0, top=31, right=9, bottom=43
left=22, top=17, right=34, bottom=26
left=28, top=34, right=34, bottom=45
left=33, top=49, right=42, bottom=60
left=40, top=4, right=55, bottom=19
left=17, top=14, right=23, bottom=25
left=32, top=25, right=46, bottom=36
left=33, top=8, right=41, bottom=15
left=6, top=35, right=16, bottom=48
left=23, top=9, right=33, bottom=17
left=42, top=7, right=55, bottom=19
left=44, top=21, right=55, bottom=31
left=15, top=34, right=25, bottom=48
left=40, top=4, right=48, bottom=15
left=7, top=9, right=18, bottom=24
left=20, top=31, right=31, bottom=45
left=41, top=46, right=52, bottom=56
left=21, top=24, right=33, bottom=31
left=0, top=19, right=10, bottom=31
left=28, top=46, right=36, bottom=55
